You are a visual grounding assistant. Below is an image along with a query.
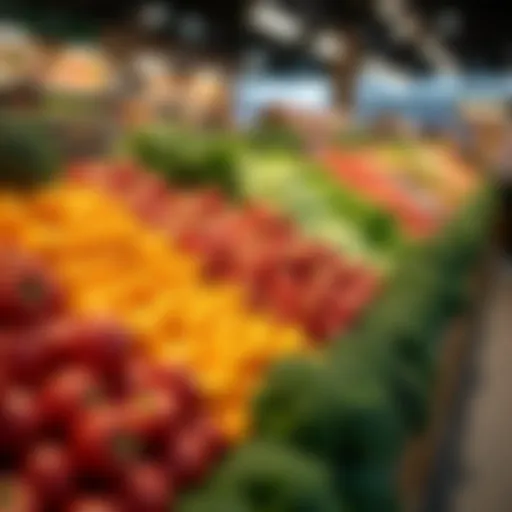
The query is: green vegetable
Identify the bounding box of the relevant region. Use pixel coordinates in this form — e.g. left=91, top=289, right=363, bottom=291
left=126, top=126, right=241, bottom=198
left=0, top=115, right=60, bottom=190
left=213, top=441, right=342, bottom=512
left=254, top=356, right=404, bottom=468
left=179, top=488, right=251, bottom=512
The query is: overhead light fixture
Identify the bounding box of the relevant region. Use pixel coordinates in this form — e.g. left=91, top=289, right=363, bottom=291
left=248, top=2, right=303, bottom=44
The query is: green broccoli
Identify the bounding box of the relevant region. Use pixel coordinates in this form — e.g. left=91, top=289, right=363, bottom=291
left=213, top=441, right=342, bottom=512
left=253, top=355, right=403, bottom=469
left=179, top=488, right=252, bottom=512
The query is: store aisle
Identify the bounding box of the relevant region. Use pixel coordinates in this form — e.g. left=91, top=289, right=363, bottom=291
left=427, top=259, right=512, bottom=512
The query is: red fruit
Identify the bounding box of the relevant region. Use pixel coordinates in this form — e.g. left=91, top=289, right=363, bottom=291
left=24, top=443, right=74, bottom=506
left=0, top=477, right=38, bottom=512
left=106, top=163, right=140, bottom=192
left=191, top=418, right=227, bottom=465
left=343, top=280, right=378, bottom=318
left=4, top=328, right=51, bottom=386
left=169, top=422, right=222, bottom=489
left=125, top=361, right=201, bottom=422
left=267, top=272, right=302, bottom=323
left=122, top=463, right=170, bottom=512
left=0, top=252, right=64, bottom=326
left=43, top=317, right=132, bottom=379
left=122, top=387, right=181, bottom=447
left=194, top=188, right=225, bottom=216
left=125, top=175, right=168, bottom=216
left=71, top=405, right=141, bottom=478
left=66, top=496, right=121, bottom=512
left=0, top=388, right=40, bottom=456
left=40, top=367, right=105, bottom=430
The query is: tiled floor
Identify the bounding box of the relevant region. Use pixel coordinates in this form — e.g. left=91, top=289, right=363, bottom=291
left=427, top=259, right=512, bottom=512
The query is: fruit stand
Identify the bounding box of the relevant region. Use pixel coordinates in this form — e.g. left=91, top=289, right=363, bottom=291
left=0, top=112, right=496, bottom=511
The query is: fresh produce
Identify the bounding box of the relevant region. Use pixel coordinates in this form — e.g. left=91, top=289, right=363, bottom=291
left=125, top=128, right=404, bottom=267
left=0, top=118, right=492, bottom=512
left=0, top=115, right=60, bottom=190
left=0, top=248, right=224, bottom=511
left=202, top=441, right=342, bottom=512
left=124, top=126, right=241, bottom=198
left=68, top=161, right=382, bottom=344
left=238, top=149, right=402, bottom=264
left=253, top=356, right=403, bottom=469
left=316, top=147, right=441, bottom=238
left=1, top=185, right=307, bottom=439
left=370, top=141, right=478, bottom=209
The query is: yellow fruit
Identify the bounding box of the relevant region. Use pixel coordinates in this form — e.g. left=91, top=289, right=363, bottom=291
left=5, top=184, right=309, bottom=441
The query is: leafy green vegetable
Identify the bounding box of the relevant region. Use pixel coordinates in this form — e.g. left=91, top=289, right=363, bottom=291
left=213, top=441, right=342, bottom=512
left=0, top=115, right=60, bottom=190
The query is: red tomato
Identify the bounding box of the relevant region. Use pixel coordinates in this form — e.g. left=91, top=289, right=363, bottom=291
left=66, top=496, right=121, bottom=512
left=24, top=443, right=74, bottom=507
left=0, top=252, right=64, bottom=326
left=169, top=421, right=223, bottom=489
left=4, top=328, right=51, bottom=387
left=40, top=366, right=105, bottom=431
left=71, top=405, right=141, bottom=478
left=0, top=388, right=41, bottom=456
left=125, top=362, right=201, bottom=423
left=122, top=387, right=182, bottom=449
left=122, top=463, right=170, bottom=512
left=43, top=317, right=132, bottom=380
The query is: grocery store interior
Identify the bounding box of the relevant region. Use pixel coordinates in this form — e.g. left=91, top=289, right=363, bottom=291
left=0, top=1, right=511, bottom=511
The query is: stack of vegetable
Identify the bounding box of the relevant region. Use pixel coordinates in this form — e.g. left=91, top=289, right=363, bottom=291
left=68, top=162, right=381, bottom=343
left=1, top=184, right=306, bottom=442
left=0, top=249, right=225, bottom=511
left=0, top=119, right=495, bottom=512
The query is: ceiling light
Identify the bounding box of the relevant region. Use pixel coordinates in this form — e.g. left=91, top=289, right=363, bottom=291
left=248, top=2, right=303, bottom=44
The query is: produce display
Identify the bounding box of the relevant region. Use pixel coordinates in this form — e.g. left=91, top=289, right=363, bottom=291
left=0, top=116, right=495, bottom=512
left=68, top=162, right=381, bottom=343
left=1, top=184, right=306, bottom=443
left=0, top=248, right=225, bottom=511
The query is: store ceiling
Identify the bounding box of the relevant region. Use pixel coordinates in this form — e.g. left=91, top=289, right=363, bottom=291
left=417, top=0, right=511, bottom=69
left=2, top=0, right=510, bottom=71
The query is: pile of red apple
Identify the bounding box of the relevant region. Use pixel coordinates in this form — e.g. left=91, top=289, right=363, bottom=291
left=68, top=162, right=381, bottom=343
left=0, top=250, right=226, bottom=511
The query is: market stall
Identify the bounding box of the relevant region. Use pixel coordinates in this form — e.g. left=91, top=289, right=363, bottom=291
left=0, top=105, right=495, bottom=510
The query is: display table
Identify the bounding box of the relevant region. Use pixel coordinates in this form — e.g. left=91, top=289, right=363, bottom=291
left=400, top=255, right=494, bottom=511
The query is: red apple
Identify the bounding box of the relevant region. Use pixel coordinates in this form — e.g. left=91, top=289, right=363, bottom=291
left=66, top=496, right=121, bottom=512
left=125, top=174, right=169, bottom=218
left=125, top=362, right=202, bottom=422
left=40, top=366, right=105, bottom=431
left=0, top=388, right=41, bottom=456
left=122, top=387, right=181, bottom=449
left=122, top=463, right=170, bottom=512
left=4, top=328, right=51, bottom=386
left=24, top=443, right=74, bottom=507
left=71, top=405, right=141, bottom=479
left=0, top=252, right=64, bottom=326
left=169, top=423, right=220, bottom=489
left=193, top=188, right=225, bottom=216
left=43, top=317, right=132, bottom=380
